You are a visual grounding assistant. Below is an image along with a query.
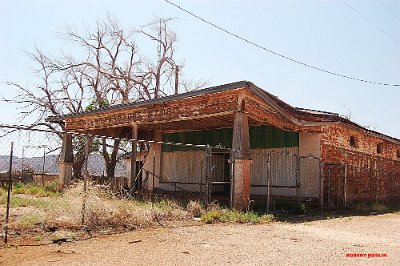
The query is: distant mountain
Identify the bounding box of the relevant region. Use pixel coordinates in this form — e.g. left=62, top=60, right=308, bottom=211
left=0, top=154, right=127, bottom=177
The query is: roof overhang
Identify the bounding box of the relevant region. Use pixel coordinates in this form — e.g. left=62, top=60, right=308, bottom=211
left=47, top=80, right=400, bottom=144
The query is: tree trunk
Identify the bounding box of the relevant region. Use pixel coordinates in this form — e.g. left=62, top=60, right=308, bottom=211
left=73, top=153, right=86, bottom=179
left=105, top=159, right=117, bottom=179
left=102, top=138, right=121, bottom=181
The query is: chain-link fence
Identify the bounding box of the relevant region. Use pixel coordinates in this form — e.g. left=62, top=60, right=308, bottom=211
left=250, top=148, right=323, bottom=212
left=0, top=125, right=222, bottom=245
left=325, top=162, right=400, bottom=209
left=2, top=124, right=399, bottom=244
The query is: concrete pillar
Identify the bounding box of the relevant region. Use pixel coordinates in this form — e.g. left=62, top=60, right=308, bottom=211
left=59, top=133, right=73, bottom=189
left=232, top=111, right=252, bottom=210
left=127, top=124, right=138, bottom=189
left=144, top=131, right=162, bottom=191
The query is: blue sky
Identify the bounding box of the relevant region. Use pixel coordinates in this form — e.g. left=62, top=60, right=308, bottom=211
left=1, top=0, right=399, bottom=138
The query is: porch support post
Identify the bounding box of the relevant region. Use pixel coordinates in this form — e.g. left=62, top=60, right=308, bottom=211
left=232, top=110, right=252, bottom=210
left=145, top=131, right=162, bottom=191
left=59, top=133, right=73, bottom=190
left=127, top=124, right=138, bottom=190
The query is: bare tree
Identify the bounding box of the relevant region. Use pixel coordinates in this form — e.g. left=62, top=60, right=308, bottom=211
left=3, top=16, right=207, bottom=180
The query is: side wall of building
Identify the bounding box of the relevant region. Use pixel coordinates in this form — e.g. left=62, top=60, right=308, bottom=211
left=321, top=124, right=400, bottom=206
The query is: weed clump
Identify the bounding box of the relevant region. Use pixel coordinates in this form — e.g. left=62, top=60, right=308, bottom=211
left=186, top=201, right=204, bottom=218
left=349, top=202, right=389, bottom=214
left=12, top=182, right=60, bottom=197
left=201, top=209, right=274, bottom=224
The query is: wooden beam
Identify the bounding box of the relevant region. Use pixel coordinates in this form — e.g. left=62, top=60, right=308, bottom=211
left=65, top=91, right=239, bottom=131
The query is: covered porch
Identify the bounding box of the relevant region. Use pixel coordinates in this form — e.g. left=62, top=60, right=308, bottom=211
left=50, top=81, right=327, bottom=210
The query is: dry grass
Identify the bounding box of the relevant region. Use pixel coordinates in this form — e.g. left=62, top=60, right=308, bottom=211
left=1, top=182, right=191, bottom=232
left=186, top=200, right=204, bottom=218
left=1, top=182, right=277, bottom=246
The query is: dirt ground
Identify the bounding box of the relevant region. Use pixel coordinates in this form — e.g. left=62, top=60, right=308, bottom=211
left=1, top=213, right=399, bottom=266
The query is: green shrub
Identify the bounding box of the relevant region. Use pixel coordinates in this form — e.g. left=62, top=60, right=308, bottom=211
left=44, top=182, right=59, bottom=193
left=14, top=182, right=23, bottom=189
left=201, top=210, right=223, bottom=224
left=201, top=209, right=274, bottom=224
left=12, top=182, right=59, bottom=197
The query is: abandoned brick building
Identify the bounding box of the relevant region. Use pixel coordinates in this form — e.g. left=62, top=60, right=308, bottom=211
left=49, top=81, right=400, bottom=209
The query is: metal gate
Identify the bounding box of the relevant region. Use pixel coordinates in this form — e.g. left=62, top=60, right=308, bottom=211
left=207, top=147, right=232, bottom=206
left=250, top=149, right=323, bottom=211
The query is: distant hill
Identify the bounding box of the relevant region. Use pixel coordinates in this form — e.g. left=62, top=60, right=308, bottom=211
left=0, top=154, right=127, bottom=177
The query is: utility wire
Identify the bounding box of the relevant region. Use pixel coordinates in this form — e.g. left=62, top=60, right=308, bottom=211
left=343, top=0, right=400, bottom=46
left=163, top=0, right=400, bottom=87
left=376, top=0, right=400, bottom=23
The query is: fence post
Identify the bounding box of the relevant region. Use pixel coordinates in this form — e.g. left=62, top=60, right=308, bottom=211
left=327, top=164, right=331, bottom=208
left=205, top=144, right=211, bottom=208
left=344, top=164, right=347, bottom=210
left=389, top=172, right=392, bottom=202
left=150, top=151, right=156, bottom=204
left=229, top=149, right=235, bottom=209
left=128, top=125, right=138, bottom=191
left=81, top=135, right=91, bottom=225
left=127, top=140, right=137, bottom=192
left=369, top=158, right=373, bottom=204
left=266, top=152, right=271, bottom=214
left=41, top=148, right=46, bottom=186
left=296, top=155, right=300, bottom=206
left=319, top=160, right=324, bottom=212
left=375, top=164, right=378, bottom=202
left=4, top=142, right=14, bottom=244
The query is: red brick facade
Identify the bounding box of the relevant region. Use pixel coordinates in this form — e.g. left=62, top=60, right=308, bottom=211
left=320, top=124, right=400, bottom=207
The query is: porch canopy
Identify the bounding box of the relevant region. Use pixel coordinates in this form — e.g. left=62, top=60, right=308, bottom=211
left=48, top=81, right=338, bottom=209
left=48, top=81, right=335, bottom=138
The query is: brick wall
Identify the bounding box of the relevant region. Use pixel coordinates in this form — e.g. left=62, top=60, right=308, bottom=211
left=320, top=124, right=400, bottom=207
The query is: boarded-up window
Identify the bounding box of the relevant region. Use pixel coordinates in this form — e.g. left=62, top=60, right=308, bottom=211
left=349, top=136, right=357, bottom=147
left=377, top=143, right=383, bottom=154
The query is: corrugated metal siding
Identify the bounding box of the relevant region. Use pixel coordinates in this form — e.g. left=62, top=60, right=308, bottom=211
left=159, top=150, right=230, bottom=193
left=162, top=125, right=299, bottom=151
left=249, top=126, right=299, bottom=148
left=161, top=150, right=205, bottom=183
left=250, top=147, right=299, bottom=196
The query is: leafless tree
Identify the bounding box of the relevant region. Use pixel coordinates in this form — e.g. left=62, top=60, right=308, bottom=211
left=3, top=16, right=207, bottom=179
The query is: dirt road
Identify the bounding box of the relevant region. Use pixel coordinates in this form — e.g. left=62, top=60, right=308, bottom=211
left=1, top=213, right=399, bottom=265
